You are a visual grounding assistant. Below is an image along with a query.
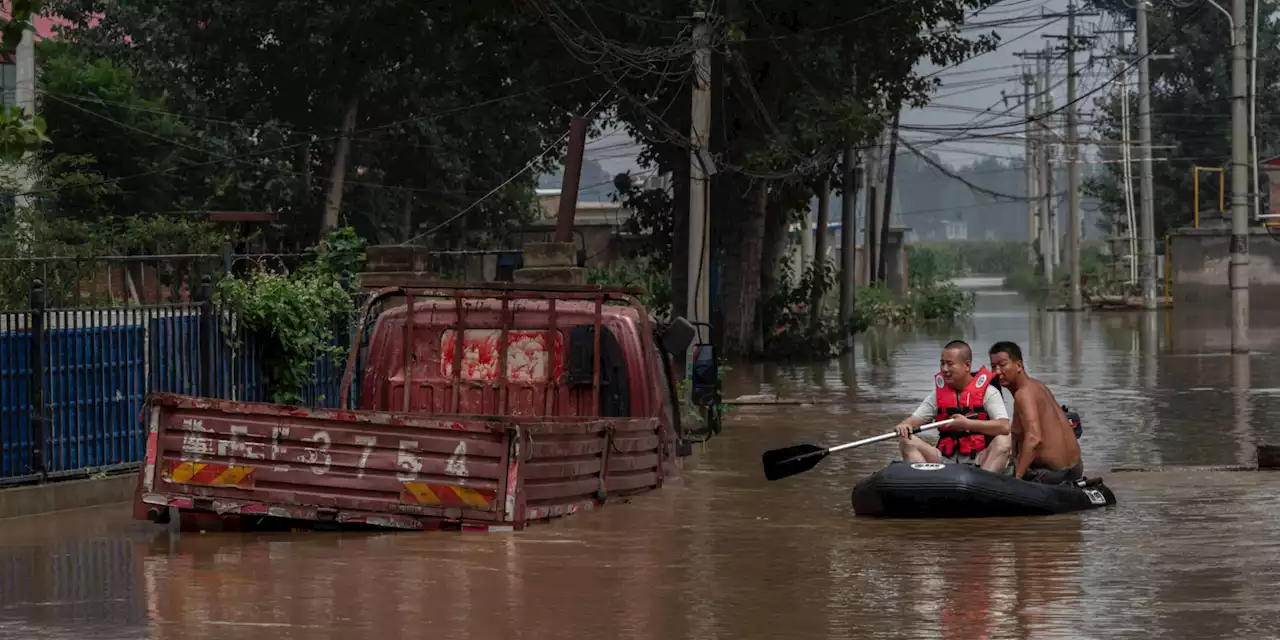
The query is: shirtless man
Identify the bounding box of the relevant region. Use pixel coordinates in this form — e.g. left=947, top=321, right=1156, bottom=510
left=893, top=340, right=1012, bottom=473
left=987, top=340, right=1083, bottom=484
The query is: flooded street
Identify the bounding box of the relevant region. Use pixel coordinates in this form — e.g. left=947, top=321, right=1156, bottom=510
left=5, top=281, right=1280, bottom=639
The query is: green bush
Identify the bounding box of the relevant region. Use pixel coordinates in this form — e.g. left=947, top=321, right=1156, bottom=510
left=908, top=241, right=1031, bottom=283
left=909, top=282, right=975, bottom=322
left=759, top=259, right=860, bottom=361
left=587, top=256, right=672, bottom=319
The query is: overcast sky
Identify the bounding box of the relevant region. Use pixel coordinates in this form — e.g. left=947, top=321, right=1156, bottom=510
left=584, top=0, right=1124, bottom=180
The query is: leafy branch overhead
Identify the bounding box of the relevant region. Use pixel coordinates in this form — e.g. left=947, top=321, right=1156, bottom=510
left=0, top=0, right=50, bottom=160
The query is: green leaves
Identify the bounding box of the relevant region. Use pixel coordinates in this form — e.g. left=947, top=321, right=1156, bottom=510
left=0, top=0, right=41, bottom=55
left=215, top=228, right=360, bottom=404
left=0, top=105, right=50, bottom=163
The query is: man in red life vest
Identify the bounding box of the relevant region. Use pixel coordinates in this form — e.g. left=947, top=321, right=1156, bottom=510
left=894, top=340, right=1013, bottom=472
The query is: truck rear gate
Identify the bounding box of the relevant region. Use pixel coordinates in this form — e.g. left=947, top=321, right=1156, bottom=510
left=139, top=394, right=663, bottom=530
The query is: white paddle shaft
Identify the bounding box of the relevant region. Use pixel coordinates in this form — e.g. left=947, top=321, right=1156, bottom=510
left=827, top=418, right=957, bottom=454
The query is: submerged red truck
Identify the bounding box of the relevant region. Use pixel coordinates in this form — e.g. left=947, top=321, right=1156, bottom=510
left=134, top=274, right=713, bottom=532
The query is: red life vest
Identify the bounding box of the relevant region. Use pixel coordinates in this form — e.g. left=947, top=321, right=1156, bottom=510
left=934, top=366, right=995, bottom=459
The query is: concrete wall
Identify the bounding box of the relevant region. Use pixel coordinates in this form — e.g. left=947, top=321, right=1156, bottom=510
left=0, top=474, right=137, bottom=520
left=1168, top=227, right=1280, bottom=312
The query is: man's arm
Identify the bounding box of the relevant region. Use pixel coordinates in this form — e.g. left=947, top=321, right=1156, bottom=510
left=1012, top=390, right=1042, bottom=478
left=950, top=385, right=1011, bottom=437
left=894, top=393, right=934, bottom=437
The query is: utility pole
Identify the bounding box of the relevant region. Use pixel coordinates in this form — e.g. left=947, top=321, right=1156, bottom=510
left=1020, top=72, right=1039, bottom=265
left=1066, top=3, right=1082, bottom=311
left=13, top=26, right=35, bottom=253
left=878, top=109, right=902, bottom=283
left=1230, top=0, right=1249, bottom=352
left=687, top=11, right=712, bottom=373
left=1044, top=2, right=1095, bottom=311
left=554, top=116, right=590, bottom=243
left=1136, top=0, right=1157, bottom=309
left=1040, top=50, right=1056, bottom=284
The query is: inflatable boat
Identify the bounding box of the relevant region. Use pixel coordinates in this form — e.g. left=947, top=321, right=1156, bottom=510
left=850, top=461, right=1117, bottom=518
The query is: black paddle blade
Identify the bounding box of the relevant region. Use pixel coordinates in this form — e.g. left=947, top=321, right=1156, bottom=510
left=762, top=444, right=829, bottom=481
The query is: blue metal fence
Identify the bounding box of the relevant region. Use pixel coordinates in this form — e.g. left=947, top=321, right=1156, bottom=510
left=44, top=323, right=147, bottom=474
left=0, top=284, right=361, bottom=486
left=0, top=323, right=33, bottom=480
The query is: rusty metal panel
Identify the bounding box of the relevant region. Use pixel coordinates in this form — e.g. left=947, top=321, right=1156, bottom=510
left=146, top=393, right=508, bottom=524
left=141, top=393, right=663, bottom=529
left=516, top=416, right=662, bottom=525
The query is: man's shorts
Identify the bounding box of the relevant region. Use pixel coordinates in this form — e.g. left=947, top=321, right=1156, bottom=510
left=1022, top=460, right=1084, bottom=485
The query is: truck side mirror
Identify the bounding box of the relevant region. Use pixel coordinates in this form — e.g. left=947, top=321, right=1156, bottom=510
left=661, top=316, right=695, bottom=354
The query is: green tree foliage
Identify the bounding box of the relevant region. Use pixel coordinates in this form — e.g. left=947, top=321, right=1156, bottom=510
left=533, top=0, right=1001, bottom=356
left=1084, top=0, right=1280, bottom=237
left=49, top=0, right=600, bottom=245
left=0, top=1, right=51, bottom=162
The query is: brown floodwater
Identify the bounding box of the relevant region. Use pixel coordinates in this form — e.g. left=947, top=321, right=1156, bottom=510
left=4, top=282, right=1280, bottom=639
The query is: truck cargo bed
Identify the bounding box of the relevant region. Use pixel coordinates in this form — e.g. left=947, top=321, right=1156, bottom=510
left=137, top=393, right=665, bottom=531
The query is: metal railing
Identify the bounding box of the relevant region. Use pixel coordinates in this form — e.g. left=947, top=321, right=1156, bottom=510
left=0, top=277, right=362, bottom=487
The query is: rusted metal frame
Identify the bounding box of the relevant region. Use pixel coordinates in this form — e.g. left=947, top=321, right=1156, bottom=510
left=498, top=424, right=518, bottom=524
left=592, top=294, right=602, bottom=417
left=615, top=292, right=664, bottom=481
left=545, top=298, right=558, bottom=417
left=497, top=295, right=511, bottom=416
left=450, top=292, right=465, bottom=414
left=356, top=276, right=645, bottom=296
left=337, top=283, right=643, bottom=413
left=339, top=287, right=399, bottom=410
left=596, top=422, right=614, bottom=501
left=404, top=287, right=630, bottom=303
left=403, top=292, right=415, bottom=413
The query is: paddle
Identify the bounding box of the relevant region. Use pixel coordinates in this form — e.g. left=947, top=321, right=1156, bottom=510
left=761, top=416, right=969, bottom=481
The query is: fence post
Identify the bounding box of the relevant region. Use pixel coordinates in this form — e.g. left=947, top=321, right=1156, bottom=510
left=198, top=275, right=214, bottom=398
left=29, top=279, right=47, bottom=482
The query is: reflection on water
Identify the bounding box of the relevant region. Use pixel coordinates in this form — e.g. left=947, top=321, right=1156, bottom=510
left=4, top=288, right=1280, bottom=639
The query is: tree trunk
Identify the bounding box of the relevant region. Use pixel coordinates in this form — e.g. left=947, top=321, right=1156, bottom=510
left=320, top=96, right=360, bottom=236
left=721, top=179, right=768, bottom=358
left=298, top=143, right=312, bottom=207
left=399, top=194, right=415, bottom=242
left=878, top=110, right=901, bottom=283
left=811, top=177, right=830, bottom=330
left=756, top=189, right=790, bottom=354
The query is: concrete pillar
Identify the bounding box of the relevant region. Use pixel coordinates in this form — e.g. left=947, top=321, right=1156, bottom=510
left=513, top=242, right=587, bottom=285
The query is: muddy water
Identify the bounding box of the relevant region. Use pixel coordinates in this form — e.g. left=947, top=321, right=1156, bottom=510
left=5, top=283, right=1280, bottom=640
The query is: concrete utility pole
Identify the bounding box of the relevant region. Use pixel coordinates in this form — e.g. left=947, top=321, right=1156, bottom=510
left=1044, top=2, right=1096, bottom=311
left=555, top=116, right=590, bottom=243
left=1021, top=72, right=1039, bottom=264
left=1066, top=3, right=1083, bottom=311
left=688, top=11, right=712, bottom=371
left=1040, top=50, right=1057, bottom=283
left=13, top=27, right=35, bottom=252
left=1136, top=0, right=1157, bottom=309
left=1229, top=0, right=1249, bottom=352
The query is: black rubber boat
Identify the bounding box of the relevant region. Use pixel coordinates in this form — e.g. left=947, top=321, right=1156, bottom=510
left=850, top=461, right=1117, bottom=518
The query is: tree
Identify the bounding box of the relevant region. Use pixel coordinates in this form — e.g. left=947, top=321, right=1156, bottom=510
left=0, top=1, right=51, bottom=165
left=1084, top=0, right=1280, bottom=239
left=49, top=0, right=604, bottom=245
left=531, top=0, right=1000, bottom=356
